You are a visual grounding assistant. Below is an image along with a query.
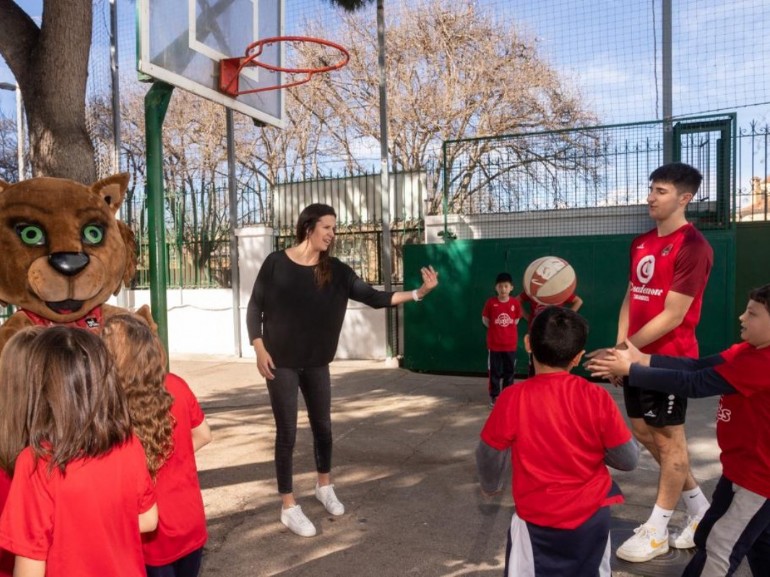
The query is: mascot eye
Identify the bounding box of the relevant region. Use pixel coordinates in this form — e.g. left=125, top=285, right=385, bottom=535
left=82, top=224, right=105, bottom=245
left=15, top=224, right=46, bottom=246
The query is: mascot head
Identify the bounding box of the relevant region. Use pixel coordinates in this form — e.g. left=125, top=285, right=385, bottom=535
left=0, top=174, right=136, bottom=324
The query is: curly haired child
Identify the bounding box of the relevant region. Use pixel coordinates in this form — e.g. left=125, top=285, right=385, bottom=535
left=0, top=327, right=157, bottom=577
left=103, top=314, right=212, bottom=577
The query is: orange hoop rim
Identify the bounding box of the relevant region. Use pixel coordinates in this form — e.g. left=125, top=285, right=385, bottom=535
left=219, top=36, right=350, bottom=96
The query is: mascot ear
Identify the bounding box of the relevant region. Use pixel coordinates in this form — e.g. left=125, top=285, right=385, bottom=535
left=117, top=220, right=138, bottom=293
left=91, top=173, right=130, bottom=214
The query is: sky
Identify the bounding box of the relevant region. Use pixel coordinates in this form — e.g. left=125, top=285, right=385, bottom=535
left=0, top=0, right=41, bottom=117
left=1, top=0, right=768, bottom=165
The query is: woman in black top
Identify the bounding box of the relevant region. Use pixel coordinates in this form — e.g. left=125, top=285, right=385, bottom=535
left=246, top=203, right=438, bottom=537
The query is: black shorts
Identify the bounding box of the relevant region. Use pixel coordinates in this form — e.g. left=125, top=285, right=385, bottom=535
left=623, top=381, right=688, bottom=427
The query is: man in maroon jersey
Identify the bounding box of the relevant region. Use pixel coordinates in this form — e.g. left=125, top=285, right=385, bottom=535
left=611, top=163, right=714, bottom=562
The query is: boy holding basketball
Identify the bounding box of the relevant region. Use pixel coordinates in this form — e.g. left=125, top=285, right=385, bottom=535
left=476, top=307, right=638, bottom=577
left=588, top=284, right=770, bottom=576
left=594, top=162, right=713, bottom=562
left=482, top=272, right=523, bottom=406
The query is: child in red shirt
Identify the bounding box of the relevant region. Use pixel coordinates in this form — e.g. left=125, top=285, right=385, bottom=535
left=477, top=307, right=638, bottom=576
left=103, top=314, right=212, bottom=577
left=482, top=272, right=523, bottom=406
left=0, top=327, right=157, bottom=577
left=0, top=327, right=43, bottom=577
left=588, top=284, right=770, bottom=576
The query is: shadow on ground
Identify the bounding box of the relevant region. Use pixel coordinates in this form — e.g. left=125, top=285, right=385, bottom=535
left=173, top=359, right=747, bottom=577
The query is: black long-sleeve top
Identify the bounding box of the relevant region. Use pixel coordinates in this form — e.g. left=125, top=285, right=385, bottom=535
left=246, top=250, right=395, bottom=368
left=628, top=353, right=738, bottom=398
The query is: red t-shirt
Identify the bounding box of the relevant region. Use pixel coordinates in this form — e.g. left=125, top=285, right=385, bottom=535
left=713, top=342, right=770, bottom=498
left=628, top=223, right=712, bottom=356
left=480, top=372, right=631, bottom=529
left=142, top=373, right=207, bottom=565
left=0, top=436, right=155, bottom=577
left=0, top=472, right=11, bottom=577
left=482, top=296, right=522, bottom=351
left=518, top=291, right=577, bottom=319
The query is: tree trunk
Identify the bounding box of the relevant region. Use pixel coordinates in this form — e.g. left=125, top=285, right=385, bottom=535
left=0, top=0, right=96, bottom=182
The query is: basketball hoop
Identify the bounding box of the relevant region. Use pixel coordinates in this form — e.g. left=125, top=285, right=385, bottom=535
left=219, top=36, right=350, bottom=96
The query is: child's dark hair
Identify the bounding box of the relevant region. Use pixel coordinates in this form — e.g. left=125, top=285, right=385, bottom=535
left=749, top=284, right=770, bottom=316
left=649, top=162, right=702, bottom=196
left=295, top=203, right=336, bottom=288
left=529, top=306, right=588, bottom=369
left=25, top=327, right=132, bottom=473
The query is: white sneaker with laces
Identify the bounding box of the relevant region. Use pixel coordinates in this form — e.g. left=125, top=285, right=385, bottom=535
left=315, top=483, right=345, bottom=515
left=280, top=505, right=317, bottom=537
left=669, top=514, right=702, bottom=549
left=616, top=524, right=669, bottom=562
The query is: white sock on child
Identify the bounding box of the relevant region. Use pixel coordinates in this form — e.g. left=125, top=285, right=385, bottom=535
left=646, top=504, right=674, bottom=535
left=681, top=487, right=710, bottom=517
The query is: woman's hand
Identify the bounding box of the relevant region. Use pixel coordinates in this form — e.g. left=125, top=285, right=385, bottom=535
left=253, top=339, right=276, bottom=380
left=416, top=265, right=439, bottom=298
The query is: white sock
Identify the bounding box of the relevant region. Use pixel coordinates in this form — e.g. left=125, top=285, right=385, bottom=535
left=681, top=487, right=710, bottom=517
left=645, top=505, right=673, bottom=535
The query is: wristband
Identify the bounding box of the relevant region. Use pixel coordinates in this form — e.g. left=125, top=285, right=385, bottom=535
left=412, top=289, right=422, bottom=302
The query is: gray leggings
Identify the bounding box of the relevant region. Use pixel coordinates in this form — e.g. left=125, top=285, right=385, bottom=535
left=266, top=366, right=332, bottom=494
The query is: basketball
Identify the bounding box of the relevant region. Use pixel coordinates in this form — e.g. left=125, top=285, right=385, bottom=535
left=523, top=256, right=577, bottom=305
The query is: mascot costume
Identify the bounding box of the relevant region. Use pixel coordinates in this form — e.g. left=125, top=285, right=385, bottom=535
left=0, top=173, right=155, bottom=353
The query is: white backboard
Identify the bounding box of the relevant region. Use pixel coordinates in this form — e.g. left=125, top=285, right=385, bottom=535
left=137, top=0, right=286, bottom=128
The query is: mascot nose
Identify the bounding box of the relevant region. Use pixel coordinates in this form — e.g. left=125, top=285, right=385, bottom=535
left=48, top=252, right=90, bottom=276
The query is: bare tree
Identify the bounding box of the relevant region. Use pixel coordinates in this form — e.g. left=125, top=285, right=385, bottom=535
left=298, top=0, right=598, bottom=213
left=0, top=0, right=96, bottom=182
left=0, top=111, right=19, bottom=181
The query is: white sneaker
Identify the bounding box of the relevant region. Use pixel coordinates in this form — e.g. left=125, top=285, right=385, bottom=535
left=315, top=483, right=345, bottom=515
left=669, top=514, right=702, bottom=549
left=616, top=524, right=669, bottom=562
left=280, top=505, right=317, bottom=537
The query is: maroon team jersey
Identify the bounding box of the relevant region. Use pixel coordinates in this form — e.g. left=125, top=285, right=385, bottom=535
left=628, top=223, right=713, bottom=356
left=714, top=343, right=770, bottom=498
left=482, top=296, right=522, bottom=351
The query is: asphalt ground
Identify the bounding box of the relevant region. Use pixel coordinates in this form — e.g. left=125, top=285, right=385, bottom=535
left=172, top=357, right=750, bottom=577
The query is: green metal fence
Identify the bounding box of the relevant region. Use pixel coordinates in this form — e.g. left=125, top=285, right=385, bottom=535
left=402, top=231, right=736, bottom=375
left=402, top=114, right=741, bottom=374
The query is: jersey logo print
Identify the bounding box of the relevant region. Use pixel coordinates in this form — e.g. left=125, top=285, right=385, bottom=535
left=661, top=243, right=673, bottom=256
left=495, top=313, right=515, bottom=327
left=717, top=398, right=732, bottom=422
left=644, top=410, right=657, bottom=418
left=636, top=255, right=655, bottom=285
left=636, top=243, right=646, bottom=249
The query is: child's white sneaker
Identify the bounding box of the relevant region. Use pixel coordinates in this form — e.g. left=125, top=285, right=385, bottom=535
left=280, top=505, right=317, bottom=537
left=669, top=514, right=702, bottom=549
left=616, top=524, right=669, bottom=562
left=315, top=483, right=345, bottom=516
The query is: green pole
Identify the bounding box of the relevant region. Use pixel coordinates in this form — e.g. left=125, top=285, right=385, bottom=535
left=145, top=81, right=174, bottom=352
